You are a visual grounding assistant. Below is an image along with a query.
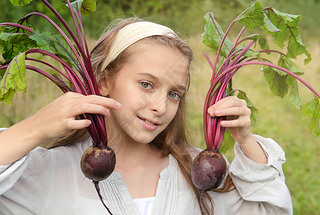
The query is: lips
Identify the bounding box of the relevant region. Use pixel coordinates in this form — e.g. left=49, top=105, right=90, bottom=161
left=137, top=116, right=160, bottom=126
left=137, top=116, right=161, bottom=130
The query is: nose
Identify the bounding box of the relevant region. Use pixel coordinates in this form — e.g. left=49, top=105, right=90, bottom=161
left=150, top=92, right=167, bottom=115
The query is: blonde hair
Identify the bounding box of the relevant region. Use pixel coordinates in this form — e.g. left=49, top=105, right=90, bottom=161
left=49, top=17, right=233, bottom=215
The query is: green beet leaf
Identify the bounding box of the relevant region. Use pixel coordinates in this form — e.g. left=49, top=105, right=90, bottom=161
left=262, top=66, right=288, bottom=98
left=80, top=0, right=97, bottom=16
left=0, top=32, right=36, bottom=62
left=0, top=52, right=27, bottom=105
left=0, top=17, right=35, bottom=62
left=220, top=130, right=235, bottom=153
left=235, top=3, right=311, bottom=64
left=236, top=2, right=265, bottom=30
left=264, top=7, right=312, bottom=64
left=236, top=90, right=258, bottom=125
left=69, top=0, right=97, bottom=16
left=286, top=75, right=301, bottom=108
left=278, top=55, right=303, bottom=76
left=243, top=34, right=269, bottom=52
left=236, top=2, right=280, bottom=32
left=202, top=13, right=233, bottom=58
left=10, top=0, right=32, bottom=7
left=302, top=97, right=320, bottom=136
left=262, top=13, right=281, bottom=33
left=29, top=30, right=77, bottom=69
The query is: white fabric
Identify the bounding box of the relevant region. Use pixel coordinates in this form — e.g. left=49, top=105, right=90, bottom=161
left=0, top=131, right=293, bottom=215
left=133, top=196, right=155, bottom=215
left=102, top=21, right=177, bottom=69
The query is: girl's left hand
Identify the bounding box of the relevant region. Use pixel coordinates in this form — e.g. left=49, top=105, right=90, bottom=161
left=207, top=96, right=253, bottom=144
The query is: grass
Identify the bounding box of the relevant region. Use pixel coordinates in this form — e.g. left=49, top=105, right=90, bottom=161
left=1, top=36, right=320, bottom=214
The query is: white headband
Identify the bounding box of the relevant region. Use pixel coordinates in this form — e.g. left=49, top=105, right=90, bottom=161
left=102, top=21, right=178, bottom=69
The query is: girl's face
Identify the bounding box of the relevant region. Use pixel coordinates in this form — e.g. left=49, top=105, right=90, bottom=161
left=103, top=40, right=189, bottom=145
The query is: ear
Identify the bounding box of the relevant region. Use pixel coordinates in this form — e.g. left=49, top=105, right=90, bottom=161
left=98, top=75, right=111, bottom=97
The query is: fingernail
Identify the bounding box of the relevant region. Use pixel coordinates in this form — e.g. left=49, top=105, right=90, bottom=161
left=105, top=108, right=110, bottom=116
left=208, top=109, right=214, bottom=116
left=114, top=102, right=121, bottom=109
left=85, top=120, right=92, bottom=127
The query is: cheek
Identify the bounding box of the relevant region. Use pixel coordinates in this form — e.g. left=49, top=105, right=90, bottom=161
left=110, top=82, right=142, bottom=108
left=111, top=90, right=148, bottom=121
left=166, top=103, right=180, bottom=123
left=120, top=92, right=148, bottom=114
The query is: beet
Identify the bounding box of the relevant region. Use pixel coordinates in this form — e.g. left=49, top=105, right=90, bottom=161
left=80, top=146, right=116, bottom=182
left=80, top=146, right=116, bottom=215
left=191, top=150, right=227, bottom=191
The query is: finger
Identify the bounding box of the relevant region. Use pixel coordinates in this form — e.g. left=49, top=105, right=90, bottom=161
left=220, top=117, right=251, bottom=128
left=65, top=118, right=92, bottom=130
left=71, top=103, right=111, bottom=117
left=208, top=97, right=247, bottom=115
left=211, top=107, right=251, bottom=117
left=74, top=94, right=121, bottom=110
left=209, top=96, right=246, bottom=109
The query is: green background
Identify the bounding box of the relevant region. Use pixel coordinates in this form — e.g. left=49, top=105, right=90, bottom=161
left=1, top=0, right=320, bottom=214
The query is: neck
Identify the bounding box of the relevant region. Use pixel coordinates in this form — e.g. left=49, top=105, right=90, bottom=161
left=107, top=131, right=162, bottom=168
left=109, top=135, right=168, bottom=199
left=119, top=143, right=159, bottom=166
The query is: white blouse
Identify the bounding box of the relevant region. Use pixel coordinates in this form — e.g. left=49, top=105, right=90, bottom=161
left=0, top=131, right=293, bottom=215
left=133, top=197, right=155, bottom=215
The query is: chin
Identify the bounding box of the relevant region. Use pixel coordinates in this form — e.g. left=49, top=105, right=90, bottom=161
left=130, top=132, right=159, bottom=144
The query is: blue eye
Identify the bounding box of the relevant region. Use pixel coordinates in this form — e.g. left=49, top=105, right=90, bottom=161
left=168, top=92, right=181, bottom=100
left=140, top=82, right=152, bottom=89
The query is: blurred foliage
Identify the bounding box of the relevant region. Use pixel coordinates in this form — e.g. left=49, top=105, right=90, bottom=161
left=0, top=0, right=205, bottom=38
left=0, top=0, right=319, bottom=39
left=1, top=0, right=320, bottom=214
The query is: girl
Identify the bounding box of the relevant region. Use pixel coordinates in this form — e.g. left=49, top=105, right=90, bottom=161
left=0, top=18, right=292, bottom=215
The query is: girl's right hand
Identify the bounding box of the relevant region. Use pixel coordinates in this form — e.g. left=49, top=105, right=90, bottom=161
left=0, top=92, right=121, bottom=165
left=33, top=92, right=121, bottom=142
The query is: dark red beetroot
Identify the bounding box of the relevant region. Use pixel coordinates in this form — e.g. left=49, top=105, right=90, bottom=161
left=191, top=150, right=227, bottom=191
left=80, top=146, right=116, bottom=182
left=80, top=146, right=116, bottom=215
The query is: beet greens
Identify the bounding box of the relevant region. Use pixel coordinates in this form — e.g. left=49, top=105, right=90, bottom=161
left=0, top=0, right=114, bottom=214
left=191, top=2, right=320, bottom=193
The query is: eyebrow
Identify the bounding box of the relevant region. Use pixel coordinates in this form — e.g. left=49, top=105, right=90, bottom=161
left=137, top=72, right=186, bottom=91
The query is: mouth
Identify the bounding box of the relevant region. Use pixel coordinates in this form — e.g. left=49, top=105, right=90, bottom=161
left=137, top=116, right=161, bottom=130
left=137, top=116, right=161, bottom=126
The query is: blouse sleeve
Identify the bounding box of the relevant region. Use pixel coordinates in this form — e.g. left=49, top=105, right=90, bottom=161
left=0, top=155, right=29, bottom=195
left=0, top=128, right=29, bottom=196
left=228, top=134, right=293, bottom=214
left=0, top=142, right=54, bottom=214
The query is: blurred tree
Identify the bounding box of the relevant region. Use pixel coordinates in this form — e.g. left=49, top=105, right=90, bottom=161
left=82, top=0, right=207, bottom=38
left=0, top=0, right=318, bottom=39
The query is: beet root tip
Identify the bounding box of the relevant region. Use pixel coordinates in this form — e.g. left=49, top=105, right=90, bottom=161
left=191, top=150, right=227, bottom=191
left=80, top=146, right=116, bottom=181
